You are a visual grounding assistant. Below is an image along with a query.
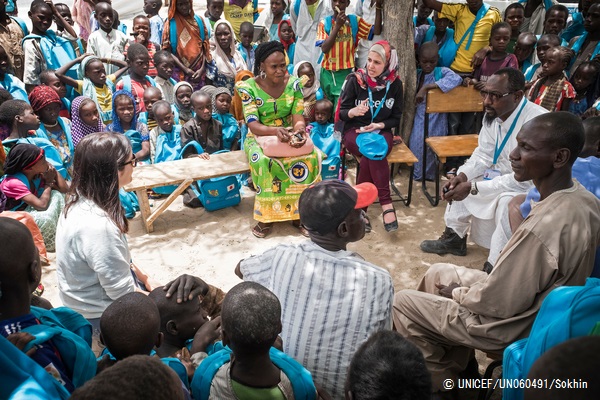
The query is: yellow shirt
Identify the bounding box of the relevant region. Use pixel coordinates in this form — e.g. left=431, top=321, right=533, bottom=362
left=440, top=3, right=501, bottom=73
left=223, top=1, right=257, bottom=41
left=307, top=1, right=318, bottom=19
left=75, top=74, right=117, bottom=122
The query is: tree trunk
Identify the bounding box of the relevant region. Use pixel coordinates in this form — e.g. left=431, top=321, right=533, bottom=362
left=384, top=0, right=416, bottom=141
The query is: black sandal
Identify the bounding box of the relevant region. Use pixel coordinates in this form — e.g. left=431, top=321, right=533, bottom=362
left=364, top=216, right=372, bottom=233
left=252, top=222, right=273, bottom=238
left=383, top=209, right=398, bottom=232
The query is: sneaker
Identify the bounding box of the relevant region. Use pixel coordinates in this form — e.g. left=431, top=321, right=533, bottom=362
left=420, top=227, right=467, bottom=256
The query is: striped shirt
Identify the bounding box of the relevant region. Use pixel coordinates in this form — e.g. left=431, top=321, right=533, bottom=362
left=316, top=15, right=373, bottom=71
left=240, top=241, right=394, bottom=399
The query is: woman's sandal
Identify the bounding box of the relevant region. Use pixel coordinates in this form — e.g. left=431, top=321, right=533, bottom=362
left=292, top=220, right=310, bottom=237
left=252, top=222, right=273, bottom=238
left=382, top=209, right=398, bottom=232
left=445, top=168, right=457, bottom=180
left=364, top=216, right=372, bottom=233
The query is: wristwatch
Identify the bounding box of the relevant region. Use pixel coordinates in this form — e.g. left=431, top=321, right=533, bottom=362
left=470, top=181, right=479, bottom=195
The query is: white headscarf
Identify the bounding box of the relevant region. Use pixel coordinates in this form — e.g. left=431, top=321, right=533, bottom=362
left=292, top=60, right=321, bottom=98
left=210, top=19, right=248, bottom=79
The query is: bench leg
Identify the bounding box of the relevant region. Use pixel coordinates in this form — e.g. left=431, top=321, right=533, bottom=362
left=421, top=154, right=441, bottom=206
left=389, top=163, right=412, bottom=207
left=136, top=188, right=154, bottom=233
left=145, top=178, right=194, bottom=230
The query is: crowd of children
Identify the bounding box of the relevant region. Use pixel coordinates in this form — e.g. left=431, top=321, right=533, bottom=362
left=2, top=0, right=600, bottom=398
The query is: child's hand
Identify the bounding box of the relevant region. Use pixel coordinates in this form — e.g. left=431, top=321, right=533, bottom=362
left=334, top=9, right=347, bottom=29
left=191, top=316, right=222, bottom=354
left=45, top=0, right=57, bottom=14
left=415, top=87, right=428, bottom=103
left=196, top=153, right=210, bottom=160
left=462, top=77, right=471, bottom=87
left=474, top=81, right=485, bottom=90
left=6, top=332, right=37, bottom=356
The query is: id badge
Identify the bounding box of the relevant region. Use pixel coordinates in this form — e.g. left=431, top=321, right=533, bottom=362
left=483, top=168, right=501, bottom=180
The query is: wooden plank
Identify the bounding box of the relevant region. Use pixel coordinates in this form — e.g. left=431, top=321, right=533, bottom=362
left=146, top=178, right=194, bottom=227
left=426, top=86, right=483, bottom=114
left=123, top=150, right=250, bottom=192
left=426, top=134, right=479, bottom=159
left=136, top=188, right=153, bottom=233
left=387, top=142, right=418, bottom=165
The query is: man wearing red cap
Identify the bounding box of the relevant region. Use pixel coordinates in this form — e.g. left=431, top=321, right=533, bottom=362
left=235, top=179, right=394, bottom=399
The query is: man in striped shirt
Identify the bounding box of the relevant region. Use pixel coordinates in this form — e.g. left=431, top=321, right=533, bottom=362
left=236, top=180, right=394, bottom=399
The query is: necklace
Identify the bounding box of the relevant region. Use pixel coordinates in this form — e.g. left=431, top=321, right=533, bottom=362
left=43, top=121, right=58, bottom=128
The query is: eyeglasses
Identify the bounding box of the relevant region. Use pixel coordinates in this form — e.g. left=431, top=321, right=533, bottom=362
left=122, top=155, right=137, bottom=167
left=480, top=90, right=514, bottom=102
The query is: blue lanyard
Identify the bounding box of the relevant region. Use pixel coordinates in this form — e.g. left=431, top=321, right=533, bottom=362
left=367, top=82, right=391, bottom=123
left=493, top=99, right=527, bottom=165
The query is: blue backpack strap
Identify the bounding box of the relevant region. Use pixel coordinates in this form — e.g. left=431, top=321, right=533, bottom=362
left=146, top=75, right=157, bottom=87
left=434, top=66, right=442, bottom=81
left=191, top=347, right=233, bottom=400
left=424, top=25, right=436, bottom=42
left=31, top=306, right=93, bottom=347
left=458, top=3, right=490, bottom=51
left=348, top=14, right=359, bottom=47
left=294, top=0, right=300, bottom=17
left=170, top=18, right=178, bottom=54
left=269, top=347, right=317, bottom=400
left=0, top=334, right=71, bottom=400
left=122, top=75, right=132, bottom=93
left=194, top=15, right=206, bottom=41
left=10, top=16, right=29, bottom=36
left=22, top=324, right=97, bottom=388
left=161, top=357, right=190, bottom=389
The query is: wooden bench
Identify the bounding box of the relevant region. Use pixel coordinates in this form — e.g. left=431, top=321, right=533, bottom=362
left=124, top=151, right=250, bottom=233
left=422, top=86, right=483, bottom=206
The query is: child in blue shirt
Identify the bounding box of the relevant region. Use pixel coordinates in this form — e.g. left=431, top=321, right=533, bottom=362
left=237, top=21, right=257, bottom=73
left=308, top=99, right=339, bottom=180
left=212, top=87, right=240, bottom=150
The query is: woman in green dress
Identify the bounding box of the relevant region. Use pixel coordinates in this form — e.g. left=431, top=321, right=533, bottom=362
left=236, top=41, right=322, bottom=238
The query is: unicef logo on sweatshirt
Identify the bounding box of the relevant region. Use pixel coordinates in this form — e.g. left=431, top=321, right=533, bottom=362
left=386, top=98, right=395, bottom=108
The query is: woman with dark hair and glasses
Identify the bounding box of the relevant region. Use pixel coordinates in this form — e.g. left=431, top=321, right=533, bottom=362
left=55, top=132, right=155, bottom=336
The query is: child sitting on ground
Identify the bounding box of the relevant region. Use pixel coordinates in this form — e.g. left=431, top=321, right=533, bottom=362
left=39, top=70, right=71, bottom=119
left=0, top=44, right=27, bottom=102
left=465, top=22, right=518, bottom=90
left=124, top=15, right=159, bottom=77
left=172, top=82, right=195, bottom=125
left=87, top=1, right=128, bottom=75
left=116, top=44, right=158, bottom=112
left=139, top=86, right=163, bottom=133
left=237, top=21, right=256, bottom=73
left=211, top=87, right=240, bottom=150
left=70, top=96, right=105, bottom=147
left=56, top=54, right=128, bottom=124
left=154, top=51, right=178, bottom=103
left=144, top=0, right=164, bottom=45
left=308, top=99, right=339, bottom=180
left=568, top=61, right=600, bottom=116
left=107, top=90, right=151, bottom=163
left=0, top=218, right=96, bottom=397
left=190, top=281, right=318, bottom=399
left=409, top=42, right=462, bottom=182
left=278, top=18, right=296, bottom=70
left=293, top=61, right=323, bottom=124
left=527, top=46, right=576, bottom=111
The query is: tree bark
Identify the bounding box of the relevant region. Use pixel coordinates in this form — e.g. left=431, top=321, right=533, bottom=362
left=384, top=0, right=416, bottom=141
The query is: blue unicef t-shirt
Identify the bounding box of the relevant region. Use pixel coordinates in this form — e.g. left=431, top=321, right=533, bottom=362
left=1, top=313, right=75, bottom=392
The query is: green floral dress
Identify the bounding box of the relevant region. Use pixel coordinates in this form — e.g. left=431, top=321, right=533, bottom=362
left=236, top=77, right=322, bottom=223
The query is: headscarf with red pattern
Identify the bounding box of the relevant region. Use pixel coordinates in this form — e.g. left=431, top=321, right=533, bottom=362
left=353, top=40, right=399, bottom=91
left=278, top=18, right=295, bottom=52
left=28, top=86, right=61, bottom=114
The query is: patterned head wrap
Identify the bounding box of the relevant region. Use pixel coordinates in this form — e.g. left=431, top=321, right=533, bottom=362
left=108, top=90, right=138, bottom=133
left=71, top=96, right=105, bottom=147
left=353, top=40, right=399, bottom=91
left=28, top=86, right=61, bottom=113
left=3, top=143, right=44, bottom=175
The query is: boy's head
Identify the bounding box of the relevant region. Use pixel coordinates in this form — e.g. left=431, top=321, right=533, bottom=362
left=152, top=100, right=175, bottom=132
left=239, top=21, right=254, bottom=48
left=514, top=32, right=537, bottom=63
left=191, top=91, right=212, bottom=122
left=489, top=22, right=511, bottom=52
left=133, top=15, right=151, bottom=42
left=154, top=51, right=174, bottom=80
left=0, top=88, right=12, bottom=105
left=83, top=56, right=108, bottom=87
left=544, top=4, right=568, bottom=35
left=95, top=1, right=115, bottom=33
left=432, top=12, right=450, bottom=33
left=314, top=99, right=333, bottom=125
left=0, top=99, right=40, bottom=131
left=143, top=0, right=162, bottom=16
left=418, top=41, right=439, bottom=74
left=585, top=3, right=600, bottom=33
left=279, top=19, right=293, bottom=42
left=416, top=0, right=432, bottom=20
left=571, top=61, right=600, bottom=93
left=70, top=355, right=184, bottom=400
left=100, top=292, right=162, bottom=361
left=345, top=331, right=431, bottom=400
left=0, top=218, right=41, bottom=316
left=297, top=61, right=315, bottom=88
left=54, top=3, right=74, bottom=30
left=581, top=116, right=600, bottom=157
left=174, top=82, right=193, bottom=109
left=332, top=0, right=350, bottom=14
left=270, top=0, right=286, bottom=17
left=127, top=43, right=150, bottom=78
left=144, top=86, right=163, bottom=118
left=28, top=0, right=53, bottom=34
left=221, top=282, right=282, bottom=356
left=206, top=0, right=224, bottom=20
left=148, top=287, right=209, bottom=344
left=542, top=46, right=574, bottom=77
left=536, top=34, right=561, bottom=63
left=504, top=2, right=524, bottom=32
left=213, top=87, right=232, bottom=114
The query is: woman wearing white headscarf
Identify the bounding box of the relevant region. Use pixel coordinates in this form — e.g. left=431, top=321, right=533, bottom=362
left=206, top=19, right=248, bottom=95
